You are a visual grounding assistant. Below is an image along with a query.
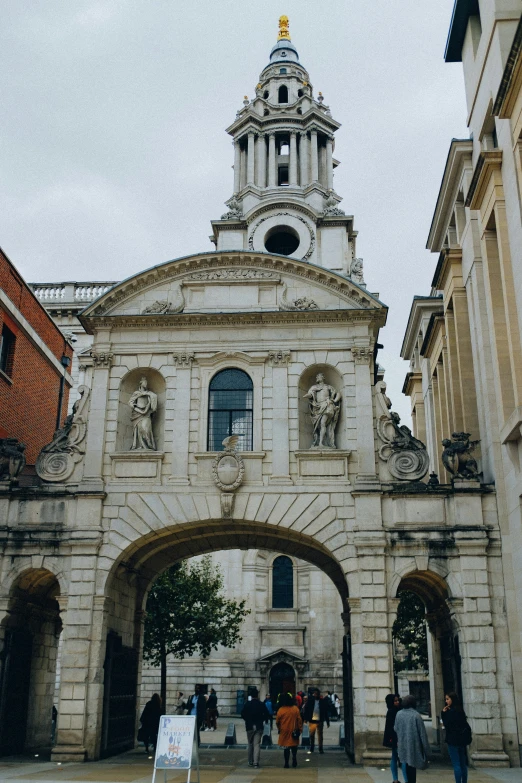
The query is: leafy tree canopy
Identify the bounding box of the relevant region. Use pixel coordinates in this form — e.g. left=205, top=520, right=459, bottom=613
left=143, top=555, right=250, bottom=666
left=392, top=590, right=429, bottom=673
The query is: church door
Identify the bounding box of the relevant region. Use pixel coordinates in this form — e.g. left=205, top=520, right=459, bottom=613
left=0, top=628, right=32, bottom=755
left=269, top=662, right=296, bottom=701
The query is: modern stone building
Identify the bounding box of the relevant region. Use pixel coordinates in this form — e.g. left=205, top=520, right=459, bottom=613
left=0, top=13, right=519, bottom=770
left=402, top=0, right=522, bottom=766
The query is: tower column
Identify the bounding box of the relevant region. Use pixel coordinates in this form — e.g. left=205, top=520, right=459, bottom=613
left=300, top=132, right=308, bottom=187
left=289, top=131, right=298, bottom=186
left=256, top=134, right=266, bottom=188
left=310, top=128, right=319, bottom=182
left=268, top=132, right=277, bottom=186
left=326, top=135, right=334, bottom=190
left=247, top=131, right=255, bottom=184
left=233, top=139, right=241, bottom=193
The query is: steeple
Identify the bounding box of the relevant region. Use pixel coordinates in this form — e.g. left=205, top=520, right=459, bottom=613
left=211, top=17, right=362, bottom=282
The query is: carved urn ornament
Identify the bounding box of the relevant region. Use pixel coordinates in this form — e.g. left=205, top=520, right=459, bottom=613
left=36, top=386, right=90, bottom=483
left=441, top=433, right=480, bottom=480
left=212, top=435, right=245, bottom=519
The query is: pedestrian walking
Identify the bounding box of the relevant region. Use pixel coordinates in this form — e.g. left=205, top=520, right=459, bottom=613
left=383, top=694, right=408, bottom=783
left=139, top=693, right=162, bottom=754
left=302, top=687, right=330, bottom=753
left=175, top=691, right=185, bottom=715
left=333, top=693, right=341, bottom=720
left=394, top=695, right=430, bottom=783
left=276, top=692, right=303, bottom=768
left=241, top=687, right=270, bottom=769
left=185, top=686, right=207, bottom=745
left=206, top=688, right=218, bottom=731
left=264, top=696, right=274, bottom=729
left=441, top=692, right=471, bottom=783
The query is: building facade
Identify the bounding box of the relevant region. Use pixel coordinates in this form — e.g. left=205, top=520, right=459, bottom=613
left=402, top=0, right=522, bottom=766
left=0, top=15, right=518, bottom=769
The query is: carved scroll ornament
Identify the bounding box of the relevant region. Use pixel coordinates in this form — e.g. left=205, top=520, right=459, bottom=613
left=376, top=381, right=429, bottom=481
left=36, top=386, right=90, bottom=483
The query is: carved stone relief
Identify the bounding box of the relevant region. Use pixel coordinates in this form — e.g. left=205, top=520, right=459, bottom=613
left=172, top=351, right=195, bottom=367
left=183, top=269, right=279, bottom=282
left=268, top=349, right=291, bottom=366
left=323, top=190, right=346, bottom=216
left=90, top=351, right=113, bottom=367
left=211, top=435, right=245, bottom=518
left=36, top=386, right=90, bottom=483
left=279, top=283, right=319, bottom=312
left=141, top=286, right=185, bottom=314
left=349, top=258, right=365, bottom=287
left=376, top=381, right=429, bottom=481
left=441, top=433, right=480, bottom=480
left=220, top=195, right=244, bottom=220
left=0, top=438, right=26, bottom=482
left=351, top=346, right=373, bottom=365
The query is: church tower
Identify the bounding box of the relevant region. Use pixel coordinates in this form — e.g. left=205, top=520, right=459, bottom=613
left=211, top=16, right=362, bottom=281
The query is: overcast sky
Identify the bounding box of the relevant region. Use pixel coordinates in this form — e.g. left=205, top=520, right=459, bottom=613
left=2, top=1, right=468, bottom=423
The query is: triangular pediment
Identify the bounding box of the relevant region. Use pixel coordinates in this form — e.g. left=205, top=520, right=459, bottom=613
left=80, top=251, right=386, bottom=330
left=257, top=648, right=308, bottom=665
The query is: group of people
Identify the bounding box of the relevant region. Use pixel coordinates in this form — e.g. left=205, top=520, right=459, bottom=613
left=383, top=691, right=472, bottom=783
left=139, top=686, right=219, bottom=754
left=241, top=687, right=333, bottom=769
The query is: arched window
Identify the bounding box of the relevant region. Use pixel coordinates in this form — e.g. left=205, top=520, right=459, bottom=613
left=278, top=85, right=288, bottom=103
left=208, top=369, right=253, bottom=452
left=272, top=556, right=293, bottom=608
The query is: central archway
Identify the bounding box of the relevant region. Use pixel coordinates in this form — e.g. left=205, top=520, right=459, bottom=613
left=98, top=519, right=352, bottom=760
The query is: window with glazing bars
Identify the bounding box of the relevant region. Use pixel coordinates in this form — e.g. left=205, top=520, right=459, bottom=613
left=208, top=369, right=253, bottom=451
left=272, top=555, right=293, bottom=608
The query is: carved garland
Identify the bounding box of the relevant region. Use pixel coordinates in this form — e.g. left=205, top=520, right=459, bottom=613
left=248, top=212, right=316, bottom=261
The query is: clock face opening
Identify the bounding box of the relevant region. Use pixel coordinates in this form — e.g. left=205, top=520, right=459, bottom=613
left=264, top=227, right=300, bottom=256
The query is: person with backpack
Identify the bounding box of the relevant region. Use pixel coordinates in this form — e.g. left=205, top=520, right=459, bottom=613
left=441, top=692, right=471, bottom=783
left=241, top=687, right=270, bottom=769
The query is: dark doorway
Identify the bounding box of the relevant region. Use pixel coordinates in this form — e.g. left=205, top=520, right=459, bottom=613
left=101, top=632, right=138, bottom=758
left=269, top=662, right=296, bottom=701
left=0, top=628, right=32, bottom=755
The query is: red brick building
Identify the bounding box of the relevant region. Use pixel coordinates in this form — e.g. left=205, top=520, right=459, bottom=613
left=0, top=247, right=73, bottom=466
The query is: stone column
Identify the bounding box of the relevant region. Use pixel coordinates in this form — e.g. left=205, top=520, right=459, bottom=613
left=256, top=134, right=266, bottom=188
left=289, top=131, right=298, bottom=186
left=240, top=145, right=247, bottom=189
left=299, top=132, right=308, bottom=187
left=310, top=129, right=319, bottom=182
left=247, top=132, right=255, bottom=185
left=80, top=348, right=113, bottom=492
left=233, top=139, right=241, bottom=193
left=268, top=350, right=292, bottom=484
left=170, top=352, right=195, bottom=484
left=326, top=135, right=334, bottom=190
left=351, top=347, right=379, bottom=487
left=268, top=132, right=276, bottom=187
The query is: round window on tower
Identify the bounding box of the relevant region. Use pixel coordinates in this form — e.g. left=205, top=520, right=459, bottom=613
left=264, top=225, right=300, bottom=256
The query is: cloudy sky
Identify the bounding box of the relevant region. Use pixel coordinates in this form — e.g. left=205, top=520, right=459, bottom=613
left=2, top=1, right=468, bottom=422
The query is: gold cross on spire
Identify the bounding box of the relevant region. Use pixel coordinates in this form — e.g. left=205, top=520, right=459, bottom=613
left=278, top=15, right=291, bottom=41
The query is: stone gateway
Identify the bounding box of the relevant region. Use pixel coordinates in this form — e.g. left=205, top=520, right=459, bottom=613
left=0, top=14, right=518, bottom=770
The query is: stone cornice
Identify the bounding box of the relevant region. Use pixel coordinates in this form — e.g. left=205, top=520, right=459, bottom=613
left=493, top=14, right=522, bottom=118
left=400, top=296, right=443, bottom=359
left=426, top=139, right=473, bottom=252
left=466, top=150, right=503, bottom=209
left=402, top=371, right=423, bottom=397
left=420, top=312, right=445, bottom=359
left=79, top=251, right=387, bottom=330
left=226, top=107, right=340, bottom=138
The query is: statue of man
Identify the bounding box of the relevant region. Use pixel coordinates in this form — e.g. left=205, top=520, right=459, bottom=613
left=129, top=376, right=158, bottom=450
left=303, top=372, right=342, bottom=449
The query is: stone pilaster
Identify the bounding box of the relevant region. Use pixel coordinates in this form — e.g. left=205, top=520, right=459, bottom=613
left=247, top=131, right=255, bottom=185
left=170, top=352, right=195, bottom=484
left=233, top=139, right=241, bottom=193
left=268, top=132, right=276, bottom=186
left=80, top=347, right=113, bottom=491
left=299, top=132, right=308, bottom=186
left=256, top=134, right=266, bottom=188
left=326, top=135, right=334, bottom=190
left=351, top=347, right=379, bottom=487
left=310, top=129, right=319, bottom=182
left=268, top=350, right=292, bottom=484
left=289, top=131, right=298, bottom=186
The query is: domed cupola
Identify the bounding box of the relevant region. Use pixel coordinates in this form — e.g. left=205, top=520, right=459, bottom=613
left=211, top=15, right=362, bottom=281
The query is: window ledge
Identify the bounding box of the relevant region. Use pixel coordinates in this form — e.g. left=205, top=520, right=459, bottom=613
left=0, top=369, right=13, bottom=385
left=194, top=451, right=266, bottom=460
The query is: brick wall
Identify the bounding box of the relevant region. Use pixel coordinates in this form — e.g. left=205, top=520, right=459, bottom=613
left=0, top=248, right=73, bottom=465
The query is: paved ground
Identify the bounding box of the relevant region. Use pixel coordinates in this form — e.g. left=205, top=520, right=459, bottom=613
left=198, top=716, right=343, bottom=747
left=0, top=746, right=520, bottom=783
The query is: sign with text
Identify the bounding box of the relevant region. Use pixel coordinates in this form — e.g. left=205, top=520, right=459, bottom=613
left=152, top=715, right=199, bottom=783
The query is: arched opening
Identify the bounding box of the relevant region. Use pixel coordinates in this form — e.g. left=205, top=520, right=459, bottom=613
left=264, top=225, right=300, bottom=256
left=99, top=520, right=352, bottom=760
left=208, top=368, right=253, bottom=451
left=393, top=571, right=460, bottom=757
left=0, top=569, right=62, bottom=756
left=278, top=85, right=288, bottom=103
left=263, top=90, right=269, bottom=99
left=270, top=662, right=295, bottom=700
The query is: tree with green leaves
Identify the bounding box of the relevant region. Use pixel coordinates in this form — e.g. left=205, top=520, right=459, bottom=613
left=143, top=556, right=250, bottom=708
left=392, top=590, right=429, bottom=673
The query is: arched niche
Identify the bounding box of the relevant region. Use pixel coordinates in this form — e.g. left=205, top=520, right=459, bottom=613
left=298, top=364, right=346, bottom=450
left=116, top=368, right=166, bottom=452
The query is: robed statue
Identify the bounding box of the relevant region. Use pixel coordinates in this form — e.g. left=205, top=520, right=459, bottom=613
left=304, top=372, right=342, bottom=449
left=129, top=376, right=158, bottom=450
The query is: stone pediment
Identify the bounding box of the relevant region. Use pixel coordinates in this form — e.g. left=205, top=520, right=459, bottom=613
left=256, top=648, right=308, bottom=675
left=79, top=251, right=386, bottom=330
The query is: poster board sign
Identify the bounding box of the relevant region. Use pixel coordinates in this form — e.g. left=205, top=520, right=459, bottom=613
left=152, top=715, right=199, bottom=783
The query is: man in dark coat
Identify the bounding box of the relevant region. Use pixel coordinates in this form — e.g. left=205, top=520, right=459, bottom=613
left=185, top=686, right=207, bottom=745
left=302, top=688, right=330, bottom=753
left=241, top=687, right=270, bottom=768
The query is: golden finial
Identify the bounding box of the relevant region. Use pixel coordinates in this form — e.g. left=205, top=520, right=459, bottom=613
left=278, top=15, right=291, bottom=41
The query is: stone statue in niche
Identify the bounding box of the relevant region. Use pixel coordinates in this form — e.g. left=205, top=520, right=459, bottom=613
left=304, top=372, right=342, bottom=449
left=129, top=377, right=158, bottom=450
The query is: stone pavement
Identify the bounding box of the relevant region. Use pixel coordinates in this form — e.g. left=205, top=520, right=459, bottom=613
left=0, top=747, right=520, bottom=783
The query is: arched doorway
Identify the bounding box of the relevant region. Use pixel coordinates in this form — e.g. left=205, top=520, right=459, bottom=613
left=95, top=520, right=353, bottom=760
left=269, top=662, right=296, bottom=700
left=0, top=568, right=62, bottom=756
